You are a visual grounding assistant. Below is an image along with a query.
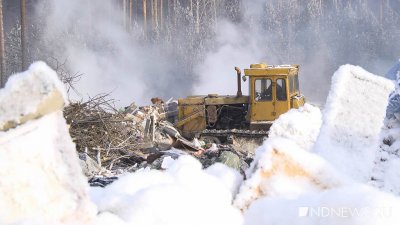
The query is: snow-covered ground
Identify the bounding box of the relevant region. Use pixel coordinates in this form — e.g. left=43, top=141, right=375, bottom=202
left=2, top=62, right=400, bottom=225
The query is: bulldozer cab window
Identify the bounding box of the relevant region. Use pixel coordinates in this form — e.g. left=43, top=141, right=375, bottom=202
left=255, top=78, right=272, bottom=101
left=289, top=76, right=294, bottom=93
left=294, top=74, right=299, bottom=92
left=276, top=78, right=287, bottom=101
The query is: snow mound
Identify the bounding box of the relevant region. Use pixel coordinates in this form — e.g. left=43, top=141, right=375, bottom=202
left=269, top=103, right=322, bottom=151
left=234, top=138, right=347, bottom=211
left=314, top=65, right=394, bottom=182
left=0, top=62, right=95, bottom=224
left=90, top=155, right=243, bottom=225
left=243, top=184, right=400, bottom=225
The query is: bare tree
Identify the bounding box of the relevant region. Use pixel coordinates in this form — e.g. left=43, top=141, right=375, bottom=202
left=154, top=0, right=158, bottom=29
left=129, top=0, right=133, bottom=31
left=123, top=0, right=127, bottom=29
left=20, top=0, right=27, bottom=70
left=195, top=0, right=199, bottom=33
left=160, top=0, right=163, bottom=30
left=143, top=0, right=147, bottom=34
left=0, top=0, right=5, bottom=86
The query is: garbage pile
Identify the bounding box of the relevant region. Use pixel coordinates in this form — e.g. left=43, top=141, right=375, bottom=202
left=64, top=95, right=252, bottom=181
left=64, top=95, right=148, bottom=175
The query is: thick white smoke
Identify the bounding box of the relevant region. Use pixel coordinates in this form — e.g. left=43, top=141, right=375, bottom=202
left=33, top=0, right=399, bottom=106
left=34, top=0, right=198, bottom=106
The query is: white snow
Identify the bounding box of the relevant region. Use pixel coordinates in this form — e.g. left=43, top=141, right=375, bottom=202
left=234, top=137, right=348, bottom=211
left=90, top=155, right=243, bottom=225
left=243, top=184, right=400, bottom=225
left=269, top=103, right=322, bottom=151
left=205, top=163, right=243, bottom=197
left=371, top=116, right=400, bottom=194
left=0, top=62, right=96, bottom=224
left=2, top=62, right=400, bottom=225
left=314, top=65, right=394, bottom=182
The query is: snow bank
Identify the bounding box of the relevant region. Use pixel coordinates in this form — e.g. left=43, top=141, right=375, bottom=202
left=234, top=137, right=400, bottom=225
left=90, top=155, right=243, bottom=225
left=234, top=138, right=347, bottom=211
left=269, top=103, right=322, bottom=151
left=0, top=62, right=95, bottom=224
left=314, top=65, right=394, bottom=182
left=243, top=184, right=400, bottom=225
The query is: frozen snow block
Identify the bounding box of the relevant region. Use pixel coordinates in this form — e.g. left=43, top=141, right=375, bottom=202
left=314, top=65, right=394, bottom=182
left=0, top=62, right=96, bottom=224
left=269, top=103, right=322, bottom=151
left=234, top=138, right=346, bottom=211
left=0, top=61, right=68, bottom=131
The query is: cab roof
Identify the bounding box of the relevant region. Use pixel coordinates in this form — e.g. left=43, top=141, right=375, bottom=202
left=244, top=63, right=299, bottom=76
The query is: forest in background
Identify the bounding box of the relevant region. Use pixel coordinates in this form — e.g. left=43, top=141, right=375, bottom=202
left=0, top=0, right=399, bottom=105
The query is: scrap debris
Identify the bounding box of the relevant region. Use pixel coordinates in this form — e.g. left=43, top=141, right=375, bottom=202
left=64, top=95, right=251, bottom=182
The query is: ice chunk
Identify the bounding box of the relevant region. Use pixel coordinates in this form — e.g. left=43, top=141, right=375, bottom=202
left=0, top=61, right=68, bottom=131
left=269, top=103, right=322, bottom=151
left=234, top=138, right=347, bottom=211
left=314, top=65, right=394, bottom=182
left=0, top=62, right=95, bottom=224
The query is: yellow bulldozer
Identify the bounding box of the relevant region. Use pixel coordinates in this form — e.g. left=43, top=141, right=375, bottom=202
left=173, top=63, right=305, bottom=143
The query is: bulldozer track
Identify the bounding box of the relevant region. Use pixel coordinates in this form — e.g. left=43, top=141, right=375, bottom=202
left=201, top=129, right=269, bottom=138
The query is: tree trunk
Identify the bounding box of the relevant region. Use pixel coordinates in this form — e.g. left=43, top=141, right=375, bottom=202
left=154, top=0, right=158, bottom=29
left=380, top=0, right=383, bottom=26
left=213, top=0, right=217, bottom=28
left=160, top=0, right=164, bottom=29
left=150, top=0, right=153, bottom=29
left=143, top=0, right=147, bottom=34
left=129, top=0, right=133, bottom=30
left=123, top=0, right=126, bottom=29
left=0, top=0, right=5, bottom=86
left=195, top=0, right=199, bottom=33
left=20, top=0, right=27, bottom=70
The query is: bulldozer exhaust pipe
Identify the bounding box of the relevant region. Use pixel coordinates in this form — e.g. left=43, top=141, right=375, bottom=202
left=235, top=67, right=242, bottom=97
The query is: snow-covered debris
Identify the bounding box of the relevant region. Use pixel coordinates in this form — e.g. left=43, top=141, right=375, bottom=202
left=90, top=155, right=243, bottom=225
left=372, top=117, right=400, bottom=194
left=0, top=62, right=96, bottom=224
left=234, top=138, right=347, bottom=211
left=385, top=59, right=400, bottom=119
left=243, top=184, right=400, bottom=225
left=314, top=65, right=394, bottom=182
left=269, top=103, right=322, bottom=151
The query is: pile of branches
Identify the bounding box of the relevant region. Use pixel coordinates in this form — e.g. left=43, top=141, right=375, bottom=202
left=64, top=94, right=147, bottom=171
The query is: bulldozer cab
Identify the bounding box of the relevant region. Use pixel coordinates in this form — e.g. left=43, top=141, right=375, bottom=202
left=244, top=63, right=305, bottom=130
